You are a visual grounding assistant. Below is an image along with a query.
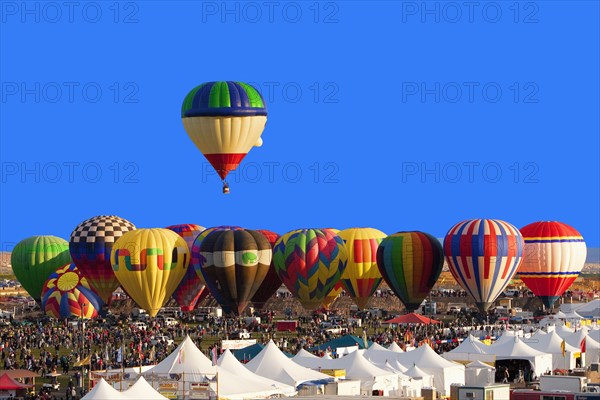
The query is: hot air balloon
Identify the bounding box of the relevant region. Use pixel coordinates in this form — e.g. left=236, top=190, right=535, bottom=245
left=376, top=231, right=444, bottom=312
left=69, top=215, right=136, bottom=304
left=41, top=264, right=103, bottom=319
left=338, top=228, right=387, bottom=310
left=11, top=236, right=71, bottom=302
left=111, top=229, right=189, bottom=317
left=322, top=282, right=344, bottom=309
left=166, top=224, right=207, bottom=312
left=273, top=228, right=348, bottom=310
left=181, top=81, right=267, bottom=194
left=444, top=219, right=524, bottom=313
left=251, top=229, right=282, bottom=310
left=519, top=221, right=587, bottom=309
left=194, top=228, right=272, bottom=315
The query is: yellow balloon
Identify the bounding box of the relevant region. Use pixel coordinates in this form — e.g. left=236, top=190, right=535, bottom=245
left=111, top=229, right=189, bottom=317
left=338, top=228, right=387, bottom=310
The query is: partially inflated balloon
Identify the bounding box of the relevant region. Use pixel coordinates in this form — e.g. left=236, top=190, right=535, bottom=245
left=70, top=215, right=136, bottom=303
left=322, top=282, right=344, bottom=309
left=166, top=224, right=207, bottom=312
left=41, top=264, right=103, bottom=319
left=444, top=219, right=524, bottom=313
left=11, top=236, right=71, bottom=302
left=111, top=229, right=189, bottom=317
left=519, top=221, right=587, bottom=309
left=338, top=228, right=387, bottom=310
left=377, top=231, right=444, bottom=312
left=273, top=228, right=348, bottom=310
left=181, top=81, right=267, bottom=189
left=195, top=228, right=272, bottom=315
left=251, top=229, right=282, bottom=310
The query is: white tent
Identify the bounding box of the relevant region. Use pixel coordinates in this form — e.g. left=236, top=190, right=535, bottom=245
left=405, top=364, right=433, bottom=388
left=328, top=350, right=400, bottom=395
left=388, top=342, right=404, bottom=353
left=216, top=349, right=296, bottom=399
left=292, top=348, right=332, bottom=370
left=246, top=340, right=332, bottom=388
left=575, top=299, right=600, bottom=317
left=82, top=378, right=128, bottom=400
left=123, top=377, right=169, bottom=400
left=584, top=336, right=600, bottom=366
left=465, top=360, right=495, bottom=386
left=397, top=344, right=465, bottom=396
left=144, top=336, right=216, bottom=382
left=524, top=330, right=579, bottom=370
left=442, top=335, right=496, bottom=364
left=363, top=343, right=405, bottom=367
left=554, top=324, right=576, bottom=338
left=488, top=336, right=553, bottom=377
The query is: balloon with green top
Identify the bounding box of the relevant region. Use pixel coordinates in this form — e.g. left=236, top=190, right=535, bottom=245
left=11, top=236, right=72, bottom=302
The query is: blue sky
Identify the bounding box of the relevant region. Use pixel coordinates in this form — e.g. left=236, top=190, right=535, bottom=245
left=1, top=1, right=599, bottom=248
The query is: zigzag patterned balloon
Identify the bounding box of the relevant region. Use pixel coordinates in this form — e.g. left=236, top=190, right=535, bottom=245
left=273, top=228, right=348, bottom=310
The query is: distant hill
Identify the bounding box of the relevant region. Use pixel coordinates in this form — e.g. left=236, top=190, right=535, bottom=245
left=587, top=248, right=600, bottom=263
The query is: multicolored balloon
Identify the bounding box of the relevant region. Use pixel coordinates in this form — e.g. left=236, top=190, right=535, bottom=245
left=41, top=264, right=103, bottom=319
left=111, top=229, right=189, bottom=317
left=338, top=228, right=387, bottom=310
left=273, top=228, right=348, bottom=310
left=194, top=228, right=272, bottom=315
left=519, top=221, right=587, bottom=309
left=444, top=219, right=524, bottom=313
left=69, top=215, right=136, bottom=303
left=377, top=231, right=444, bottom=312
left=251, top=229, right=282, bottom=310
left=166, top=224, right=207, bottom=312
left=322, top=282, right=344, bottom=309
left=11, top=236, right=71, bottom=302
left=181, top=81, right=267, bottom=193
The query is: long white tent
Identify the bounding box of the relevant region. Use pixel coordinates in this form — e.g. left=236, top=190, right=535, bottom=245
left=524, top=330, right=579, bottom=370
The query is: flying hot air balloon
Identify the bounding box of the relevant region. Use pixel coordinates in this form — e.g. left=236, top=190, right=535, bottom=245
left=251, top=229, right=282, bottom=310
left=273, top=228, right=348, bottom=310
left=41, top=264, right=104, bottom=319
left=519, top=221, right=587, bottom=309
left=444, top=219, right=524, bottom=313
left=166, top=224, right=207, bottom=312
left=111, top=229, right=189, bottom=317
left=11, top=236, right=71, bottom=302
left=69, top=215, right=136, bottom=303
left=338, top=228, right=387, bottom=310
left=376, top=231, right=444, bottom=312
left=194, top=228, right=272, bottom=316
left=181, top=81, right=267, bottom=194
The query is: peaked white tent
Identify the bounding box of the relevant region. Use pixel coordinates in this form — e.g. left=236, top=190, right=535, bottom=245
left=524, top=330, right=579, bottom=370
left=488, top=336, right=552, bottom=377
left=397, top=344, right=465, bottom=396
left=82, top=378, right=128, bottom=400
left=216, top=349, right=296, bottom=399
left=328, top=350, right=400, bottom=395
left=575, top=299, right=600, bottom=317
left=584, top=336, right=600, bottom=366
left=554, top=324, right=576, bottom=338
left=405, top=364, right=433, bottom=387
left=465, top=361, right=495, bottom=386
left=144, top=336, right=216, bottom=382
left=292, top=349, right=333, bottom=370
left=388, top=342, right=404, bottom=353
left=442, top=335, right=495, bottom=364
left=364, top=343, right=405, bottom=367
left=123, top=377, right=169, bottom=400
left=246, top=340, right=332, bottom=388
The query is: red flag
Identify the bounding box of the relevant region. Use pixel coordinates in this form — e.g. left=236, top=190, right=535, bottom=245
left=581, top=338, right=586, bottom=353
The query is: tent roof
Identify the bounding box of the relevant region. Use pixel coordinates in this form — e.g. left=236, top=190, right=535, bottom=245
left=329, top=350, right=397, bottom=381
left=388, top=342, right=404, bottom=353
left=447, top=335, right=488, bottom=355
left=575, top=299, right=600, bottom=317
left=488, top=336, right=549, bottom=358
left=124, top=377, right=169, bottom=400
left=308, top=335, right=371, bottom=352
left=81, top=378, right=128, bottom=400
left=405, top=364, right=431, bottom=379
left=232, top=343, right=265, bottom=362
left=144, top=336, right=215, bottom=377
left=384, top=313, right=440, bottom=325
left=525, top=330, right=579, bottom=353
left=1, top=369, right=39, bottom=379
left=0, top=373, right=32, bottom=390
left=246, top=340, right=332, bottom=387
left=398, top=344, right=465, bottom=370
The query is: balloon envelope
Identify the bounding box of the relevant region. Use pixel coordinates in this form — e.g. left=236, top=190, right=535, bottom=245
left=166, top=224, right=207, bottom=311
left=322, top=282, right=344, bottom=309
left=338, top=228, right=387, bottom=310
left=519, top=221, right=587, bottom=308
left=70, top=215, right=136, bottom=303
left=251, top=229, right=282, bottom=310
left=181, top=81, right=267, bottom=181
left=377, top=231, right=444, bottom=312
left=444, top=219, right=524, bottom=313
left=11, top=236, right=71, bottom=302
left=111, top=229, right=189, bottom=317
left=41, top=264, right=103, bottom=319
left=273, top=228, right=348, bottom=310
left=194, top=228, right=272, bottom=315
